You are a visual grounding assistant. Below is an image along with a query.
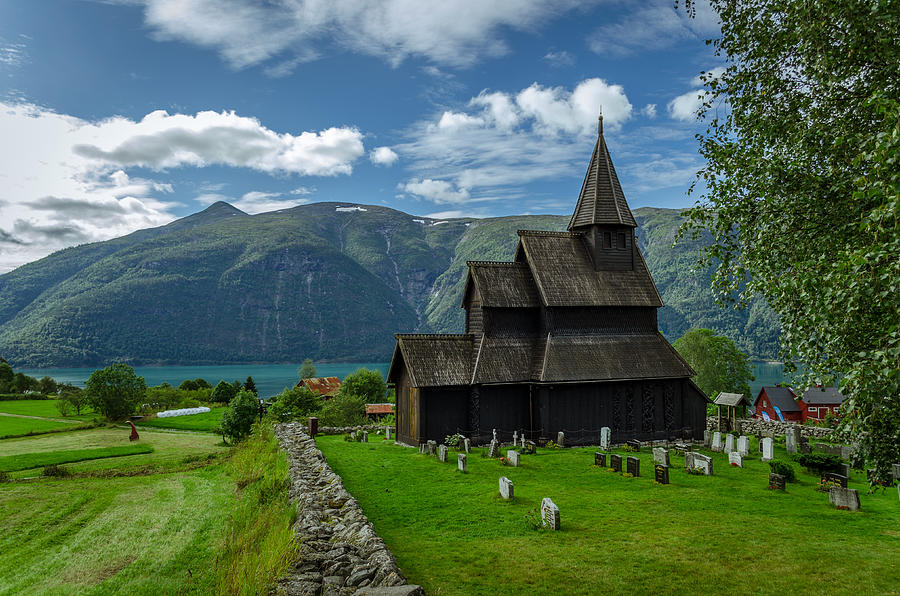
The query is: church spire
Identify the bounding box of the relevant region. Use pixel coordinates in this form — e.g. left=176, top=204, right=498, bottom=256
left=567, top=112, right=636, bottom=230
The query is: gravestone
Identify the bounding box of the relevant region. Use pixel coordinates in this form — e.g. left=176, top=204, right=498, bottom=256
left=594, top=452, right=606, bottom=467
left=525, top=441, right=537, bottom=454
left=799, top=442, right=812, bottom=455
left=426, top=440, right=437, bottom=455
left=829, top=487, right=861, bottom=511
left=711, top=432, right=724, bottom=452
left=768, top=473, right=786, bottom=491
left=610, top=454, right=623, bottom=472
left=654, top=464, right=669, bottom=484
left=541, top=498, right=561, bottom=530
left=703, top=429, right=711, bottom=447
left=513, top=431, right=518, bottom=446
left=724, top=434, right=735, bottom=454
left=418, top=444, right=425, bottom=455
left=499, top=476, right=514, bottom=499
left=674, top=442, right=691, bottom=456
left=600, top=427, right=611, bottom=451
left=785, top=427, right=800, bottom=454
left=757, top=434, right=764, bottom=454
left=839, top=463, right=850, bottom=478
left=463, top=438, right=471, bottom=453
left=822, top=473, right=849, bottom=489
left=737, top=435, right=750, bottom=456
left=897, top=484, right=899, bottom=503
left=684, top=452, right=695, bottom=469
left=626, top=456, right=640, bottom=477
left=692, top=453, right=714, bottom=475
left=652, top=447, right=670, bottom=467
left=308, top=417, right=318, bottom=437
left=488, top=440, right=499, bottom=458
left=438, top=444, right=448, bottom=462
left=457, top=453, right=467, bottom=473
left=493, top=428, right=497, bottom=442
left=841, top=445, right=852, bottom=460
left=626, top=439, right=641, bottom=452
left=507, top=450, right=520, bottom=467
left=728, top=452, right=743, bottom=468
left=385, top=427, right=391, bottom=440
left=893, top=463, right=900, bottom=481
left=362, top=431, right=368, bottom=443
left=557, top=432, right=565, bottom=447
left=350, top=431, right=357, bottom=441
left=761, top=437, right=774, bottom=462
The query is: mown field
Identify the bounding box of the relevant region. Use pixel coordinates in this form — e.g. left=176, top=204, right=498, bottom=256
left=316, top=435, right=900, bottom=596
left=0, top=399, right=95, bottom=421
left=135, top=408, right=226, bottom=432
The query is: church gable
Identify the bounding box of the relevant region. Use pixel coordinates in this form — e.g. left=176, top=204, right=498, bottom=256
left=461, top=262, right=540, bottom=308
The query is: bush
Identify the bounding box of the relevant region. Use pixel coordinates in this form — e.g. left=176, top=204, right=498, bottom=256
left=42, top=464, right=70, bottom=477
left=267, top=386, right=321, bottom=422
left=768, top=459, right=797, bottom=482
left=55, top=398, right=72, bottom=417
left=318, top=392, right=367, bottom=427
left=221, top=390, right=260, bottom=443
left=178, top=398, right=201, bottom=409
left=793, top=453, right=844, bottom=475
left=445, top=433, right=463, bottom=448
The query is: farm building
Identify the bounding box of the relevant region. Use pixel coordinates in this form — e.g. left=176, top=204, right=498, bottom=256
left=299, top=376, right=342, bottom=398
left=801, top=386, right=845, bottom=421
left=753, top=386, right=803, bottom=422
left=386, top=117, right=709, bottom=446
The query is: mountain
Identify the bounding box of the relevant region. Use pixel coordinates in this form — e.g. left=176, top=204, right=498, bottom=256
left=0, top=202, right=780, bottom=367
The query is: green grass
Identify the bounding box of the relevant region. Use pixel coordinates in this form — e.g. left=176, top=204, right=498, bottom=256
left=0, top=399, right=95, bottom=421
left=0, top=416, right=74, bottom=438
left=0, top=444, right=154, bottom=472
left=316, top=435, right=900, bottom=596
left=136, top=408, right=226, bottom=432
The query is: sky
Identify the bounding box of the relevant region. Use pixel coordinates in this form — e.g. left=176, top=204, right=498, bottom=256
left=0, top=0, right=724, bottom=273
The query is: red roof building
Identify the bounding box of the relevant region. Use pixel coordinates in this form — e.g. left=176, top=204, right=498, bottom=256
left=800, top=386, right=845, bottom=421
left=753, top=386, right=803, bottom=422
left=366, top=403, right=395, bottom=420
left=300, top=377, right=342, bottom=398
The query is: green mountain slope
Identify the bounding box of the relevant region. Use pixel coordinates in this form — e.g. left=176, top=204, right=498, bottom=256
left=0, top=203, right=780, bottom=366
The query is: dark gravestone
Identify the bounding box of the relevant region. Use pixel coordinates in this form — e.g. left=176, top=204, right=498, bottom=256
left=308, top=416, right=318, bottom=437
left=822, top=473, right=849, bottom=489
left=674, top=441, right=691, bottom=456
left=594, top=452, right=606, bottom=467
left=769, top=473, right=786, bottom=491
left=525, top=440, right=537, bottom=455
left=800, top=442, right=812, bottom=455
left=654, top=464, right=669, bottom=484
left=626, top=439, right=641, bottom=452
left=610, top=454, right=623, bottom=473
left=626, top=456, right=640, bottom=477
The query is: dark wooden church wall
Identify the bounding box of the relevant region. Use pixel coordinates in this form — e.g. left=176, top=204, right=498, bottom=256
left=585, top=226, right=635, bottom=271
left=393, top=360, right=417, bottom=445
left=548, top=307, right=657, bottom=334
left=466, top=297, right=483, bottom=334
left=482, top=307, right=539, bottom=336
left=477, top=385, right=531, bottom=442
left=422, top=387, right=469, bottom=442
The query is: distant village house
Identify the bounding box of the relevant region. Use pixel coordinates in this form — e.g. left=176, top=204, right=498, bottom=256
left=299, top=376, right=342, bottom=399
left=753, top=385, right=844, bottom=423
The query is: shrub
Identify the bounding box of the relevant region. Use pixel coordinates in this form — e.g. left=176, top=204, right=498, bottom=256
left=318, top=392, right=367, bottom=427
left=221, top=390, right=260, bottom=443
left=793, top=453, right=844, bottom=475
left=445, top=433, right=463, bottom=448
left=43, top=464, right=70, bottom=477
left=267, top=386, right=321, bottom=422
left=768, top=459, right=796, bottom=482
left=0, top=471, right=10, bottom=482
left=55, top=398, right=73, bottom=417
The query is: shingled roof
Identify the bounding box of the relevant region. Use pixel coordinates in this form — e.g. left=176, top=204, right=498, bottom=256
left=568, top=116, right=636, bottom=230
left=757, top=386, right=801, bottom=412
left=516, top=231, right=662, bottom=307
left=462, top=262, right=540, bottom=308
left=802, top=386, right=845, bottom=405
left=389, top=334, right=472, bottom=387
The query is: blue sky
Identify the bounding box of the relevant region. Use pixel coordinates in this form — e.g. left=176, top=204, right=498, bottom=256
left=0, top=0, right=723, bottom=272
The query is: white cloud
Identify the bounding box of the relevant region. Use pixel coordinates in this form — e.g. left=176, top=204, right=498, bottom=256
left=542, top=50, right=574, bottom=67
left=132, top=0, right=591, bottom=70
left=0, top=102, right=364, bottom=272
left=0, top=39, right=27, bottom=68
left=667, top=89, right=708, bottom=121
left=402, top=179, right=470, bottom=204
left=369, top=146, right=399, bottom=166
left=290, top=186, right=315, bottom=195
left=588, top=0, right=720, bottom=56
left=469, top=91, right=520, bottom=129
left=438, top=111, right=485, bottom=130
left=195, top=190, right=307, bottom=214
left=641, top=104, right=658, bottom=118
left=516, top=79, right=632, bottom=136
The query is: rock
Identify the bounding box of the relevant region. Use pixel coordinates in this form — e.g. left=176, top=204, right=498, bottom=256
left=347, top=568, right=375, bottom=587
left=353, top=586, right=426, bottom=596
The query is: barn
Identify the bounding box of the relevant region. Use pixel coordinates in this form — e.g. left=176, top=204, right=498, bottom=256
left=753, top=386, right=803, bottom=422
left=387, top=118, right=709, bottom=446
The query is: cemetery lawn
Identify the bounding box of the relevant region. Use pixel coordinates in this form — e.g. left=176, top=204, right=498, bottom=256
left=136, top=407, right=226, bottom=432
left=316, top=435, right=900, bottom=596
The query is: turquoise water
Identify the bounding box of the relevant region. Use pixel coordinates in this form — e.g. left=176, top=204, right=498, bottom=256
left=22, top=361, right=785, bottom=400
left=20, top=363, right=390, bottom=399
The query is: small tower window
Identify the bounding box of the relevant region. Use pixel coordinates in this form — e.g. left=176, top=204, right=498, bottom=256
left=603, top=232, right=612, bottom=248
left=617, top=233, right=626, bottom=250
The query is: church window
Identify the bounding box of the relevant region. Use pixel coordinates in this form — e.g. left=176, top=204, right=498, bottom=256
left=603, top=232, right=612, bottom=248
left=618, top=233, right=626, bottom=249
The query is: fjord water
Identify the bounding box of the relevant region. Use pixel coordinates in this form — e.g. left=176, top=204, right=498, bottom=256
left=23, top=362, right=786, bottom=400
left=20, top=363, right=391, bottom=399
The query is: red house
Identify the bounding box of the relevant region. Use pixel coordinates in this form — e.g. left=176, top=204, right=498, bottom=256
left=753, top=386, right=803, bottom=422
left=800, top=386, right=845, bottom=421
left=299, top=376, right=342, bottom=399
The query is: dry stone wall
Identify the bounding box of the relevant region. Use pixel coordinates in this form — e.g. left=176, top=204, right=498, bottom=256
left=705, top=417, right=835, bottom=439
left=274, top=423, right=423, bottom=596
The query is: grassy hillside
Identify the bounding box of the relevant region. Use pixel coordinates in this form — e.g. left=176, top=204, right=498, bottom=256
left=0, top=202, right=781, bottom=366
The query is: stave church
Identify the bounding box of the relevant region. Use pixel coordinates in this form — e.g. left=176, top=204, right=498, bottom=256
left=386, top=117, right=709, bottom=446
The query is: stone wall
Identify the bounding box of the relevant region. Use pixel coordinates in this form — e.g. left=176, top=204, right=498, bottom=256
left=317, top=424, right=384, bottom=436
left=274, top=423, right=423, bottom=596
left=705, top=416, right=836, bottom=439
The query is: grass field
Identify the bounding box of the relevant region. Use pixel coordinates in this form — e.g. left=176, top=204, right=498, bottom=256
left=0, top=444, right=154, bottom=472
left=316, top=435, right=900, bottom=596
left=0, top=400, right=95, bottom=421
left=136, top=408, right=226, bottom=432
left=0, top=415, right=75, bottom=439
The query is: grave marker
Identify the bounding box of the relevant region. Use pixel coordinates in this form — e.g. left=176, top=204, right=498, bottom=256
left=785, top=428, right=800, bottom=454
left=692, top=453, right=714, bottom=475
left=626, top=456, right=640, bottom=477
left=385, top=427, right=391, bottom=440
left=893, top=463, right=900, bottom=481
left=594, top=452, right=606, bottom=467
left=457, top=453, right=467, bottom=473
left=426, top=440, right=437, bottom=455
left=822, top=473, right=848, bottom=489
left=525, top=441, right=537, bottom=454
left=488, top=440, right=499, bottom=458
left=499, top=476, right=514, bottom=499
left=703, top=429, right=711, bottom=447
left=711, top=432, right=723, bottom=452
left=829, top=487, right=861, bottom=511
left=674, top=442, right=691, bottom=456
left=684, top=452, right=694, bottom=469
left=557, top=431, right=565, bottom=447
left=600, top=427, right=611, bottom=451
left=418, top=444, right=425, bottom=455
left=724, top=434, right=735, bottom=454
left=541, top=498, right=560, bottom=530
left=493, top=429, right=497, bottom=442
left=737, top=435, right=749, bottom=456
left=463, top=438, right=470, bottom=453
left=610, top=454, right=623, bottom=472
left=654, top=464, right=669, bottom=484
left=438, top=444, right=448, bottom=462
left=768, top=473, right=786, bottom=491
left=839, top=463, right=850, bottom=478
left=626, top=439, right=641, bottom=452
left=507, top=450, right=520, bottom=467
left=728, top=452, right=743, bottom=468
left=761, top=437, right=774, bottom=462
left=513, top=431, right=518, bottom=446
left=362, top=431, right=369, bottom=443
left=652, top=447, right=670, bottom=467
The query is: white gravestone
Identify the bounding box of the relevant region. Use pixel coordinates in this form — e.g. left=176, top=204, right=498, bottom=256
left=704, top=429, right=711, bottom=447
left=684, top=452, right=695, bottom=469
left=438, top=444, right=448, bottom=462
left=507, top=450, right=520, bottom=467
left=385, top=427, right=391, bottom=440
left=785, top=427, right=800, bottom=454
left=457, top=453, right=467, bottom=473
left=600, top=427, right=611, bottom=451
left=463, top=438, right=470, bottom=453
left=488, top=440, right=499, bottom=458
left=737, top=435, right=749, bottom=456
left=724, top=434, right=735, bottom=454
left=652, top=447, right=670, bottom=467
left=513, top=431, right=518, bottom=446
left=557, top=431, right=565, bottom=447
left=520, top=430, right=526, bottom=447
left=541, top=498, right=561, bottom=530
left=711, top=432, right=723, bottom=452
left=493, top=429, right=497, bottom=442
left=499, top=476, right=514, bottom=499
left=829, top=487, right=861, bottom=511
left=761, top=437, right=774, bottom=462
left=728, top=452, right=743, bottom=468
left=692, top=453, right=714, bottom=475
left=426, top=440, right=437, bottom=455
left=362, top=431, right=368, bottom=443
